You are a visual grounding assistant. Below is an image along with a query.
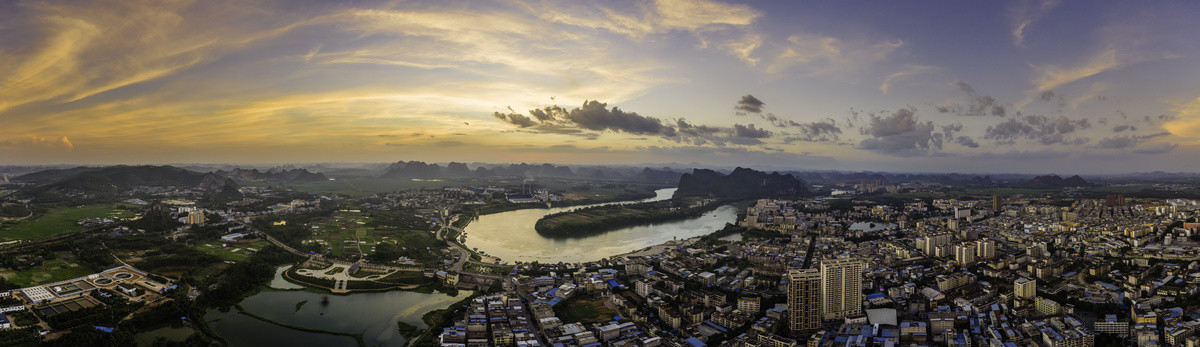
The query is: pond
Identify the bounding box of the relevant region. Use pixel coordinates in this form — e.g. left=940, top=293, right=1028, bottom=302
left=207, top=289, right=470, bottom=346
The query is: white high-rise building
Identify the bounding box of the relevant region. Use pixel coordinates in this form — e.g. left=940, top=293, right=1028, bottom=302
left=977, top=239, right=996, bottom=259
left=955, top=242, right=977, bottom=265
left=821, top=258, right=865, bottom=319
left=917, top=233, right=953, bottom=255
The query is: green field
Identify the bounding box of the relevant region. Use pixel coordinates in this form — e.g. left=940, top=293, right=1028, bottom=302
left=193, top=241, right=269, bottom=262
left=308, top=211, right=371, bottom=257
left=1, top=259, right=95, bottom=287
left=305, top=210, right=441, bottom=263
left=554, top=297, right=620, bottom=325
left=0, top=203, right=136, bottom=241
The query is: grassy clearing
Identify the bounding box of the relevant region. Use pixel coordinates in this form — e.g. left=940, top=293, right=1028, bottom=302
left=306, top=210, right=441, bottom=263
left=2, top=259, right=95, bottom=287
left=553, top=297, right=619, bottom=325
left=0, top=203, right=136, bottom=241
left=193, top=241, right=269, bottom=262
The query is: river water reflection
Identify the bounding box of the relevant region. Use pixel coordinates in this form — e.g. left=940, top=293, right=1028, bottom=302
left=463, top=188, right=738, bottom=263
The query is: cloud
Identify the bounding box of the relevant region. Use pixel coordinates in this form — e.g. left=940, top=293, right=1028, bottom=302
left=1068, top=82, right=1111, bottom=109
left=939, top=81, right=1008, bottom=116
left=0, top=1, right=306, bottom=115
left=517, top=0, right=762, bottom=64
left=564, top=101, right=674, bottom=135
left=493, top=111, right=538, bottom=128
left=783, top=120, right=843, bottom=142
left=767, top=34, right=903, bottom=77
left=857, top=107, right=944, bottom=156
left=1008, top=0, right=1061, bottom=47
left=1097, top=136, right=1136, bottom=149
left=0, top=135, right=76, bottom=156
left=494, top=100, right=784, bottom=146
left=967, top=150, right=1070, bottom=160
left=955, top=136, right=980, bottom=148
left=500, top=101, right=675, bottom=136
left=983, top=115, right=1092, bottom=145
left=880, top=65, right=936, bottom=94
left=733, top=123, right=771, bottom=138
left=1096, top=131, right=1171, bottom=149
left=526, top=0, right=761, bottom=39
left=735, top=94, right=766, bottom=114
left=1112, top=125, right=1135, bottom=132
left=60, top=137, right=74, bottom=152
left=724, top=33, right=762, bottom=65
left=1163, top=97, right=1200, bottom=144
left=1132, top=142, right=1176, bottom=154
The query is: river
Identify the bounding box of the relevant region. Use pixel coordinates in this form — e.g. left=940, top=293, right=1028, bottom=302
left=462, top=188, right=739, bottom=263
left=207, top=266, right=470, bottom=347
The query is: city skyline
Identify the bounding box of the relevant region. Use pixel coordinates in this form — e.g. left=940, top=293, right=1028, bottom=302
left=3, top=0, right=1200, bottom=173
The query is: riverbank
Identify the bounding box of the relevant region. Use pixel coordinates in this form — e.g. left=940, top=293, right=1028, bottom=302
left=608, top=235, right=704, bottom=259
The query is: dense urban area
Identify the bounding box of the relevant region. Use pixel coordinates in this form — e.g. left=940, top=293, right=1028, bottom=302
left=1, top=162, right=1200, bottom=347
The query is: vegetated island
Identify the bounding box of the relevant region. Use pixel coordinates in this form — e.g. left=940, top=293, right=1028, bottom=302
left=534, top=198, right=721, bottom=237
left=534, top=167, right=807, bottom=236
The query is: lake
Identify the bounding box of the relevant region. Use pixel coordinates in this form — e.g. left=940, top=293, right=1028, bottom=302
left=208, top=270, right=469, bottom=346
left=462, top=188, right=738, bottom=263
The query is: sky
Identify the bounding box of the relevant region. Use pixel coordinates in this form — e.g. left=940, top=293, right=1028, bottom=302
left=2, top=0, right=1200, bottom=174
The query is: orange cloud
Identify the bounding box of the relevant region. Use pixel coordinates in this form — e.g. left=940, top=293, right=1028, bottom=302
left=1162, top=97, right=1200, bottom=145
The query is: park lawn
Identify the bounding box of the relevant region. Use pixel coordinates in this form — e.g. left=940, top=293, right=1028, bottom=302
left=193, top=241, right=269, bottom=262
left=0, top=203, right=135, bottom=241
left=380, top=229, right=444, bottom=263
left=309, top=210, right=391, bottom=258
left=2, top=259, right=95, bottom=287
left=554, top=297, right=620, bottom=325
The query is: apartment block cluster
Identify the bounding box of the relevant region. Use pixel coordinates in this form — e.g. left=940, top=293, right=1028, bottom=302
left=432, top=194, right=1200, bottom=347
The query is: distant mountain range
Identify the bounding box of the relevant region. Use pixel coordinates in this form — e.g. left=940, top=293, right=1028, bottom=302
left=1018, top=175, right=1091, bottom=188
left=380, top=161, right=684, bottom=184
left=216, top=168, right=328, bottom=182
left=1, top=161, right=1122, bottom=202
left=13, top=165, right=236, bottom=198
left=674, top=167, right=807, bottom=200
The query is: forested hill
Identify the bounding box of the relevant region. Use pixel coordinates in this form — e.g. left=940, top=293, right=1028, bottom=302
left=14, top=165, right=237, bottom=199
left=673, top=167, right=806, bottom=200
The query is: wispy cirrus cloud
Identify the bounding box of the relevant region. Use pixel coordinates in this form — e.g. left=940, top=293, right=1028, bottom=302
left=1008, top=0, right=1061, bottom=47
left=0, top=0, right=309, bottom=115
left=880, top=65, right=936, bottom=94
left=766, top=34, right=903, bottom=77
left=1163, top=96, right=1200, bottom=145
